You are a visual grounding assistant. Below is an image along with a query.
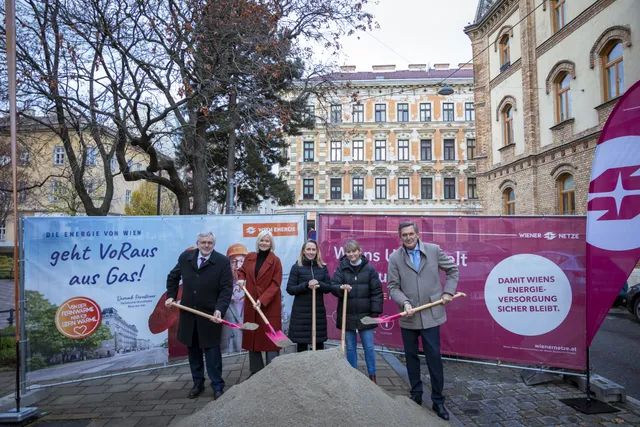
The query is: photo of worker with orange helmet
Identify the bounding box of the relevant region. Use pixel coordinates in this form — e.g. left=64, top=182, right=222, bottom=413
left=220, top=243, right=249, bottom=353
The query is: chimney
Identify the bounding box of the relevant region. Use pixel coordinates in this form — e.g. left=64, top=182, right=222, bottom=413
left=340, top=65, right=356, bottom=72
left=458, top=63, right=473, bottom=69
left=372, top=64, right=396, bottom=71
left=408, top=64, right=427, bottom=70
left=433, top=63, right=450, bottom=69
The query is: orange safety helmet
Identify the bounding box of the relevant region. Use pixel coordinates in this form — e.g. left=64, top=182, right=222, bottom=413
left=226, top=243, right=248, bottom=257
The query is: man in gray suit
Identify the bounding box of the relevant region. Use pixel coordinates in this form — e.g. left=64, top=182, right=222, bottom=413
left=387, top=221, right=459, bottom=421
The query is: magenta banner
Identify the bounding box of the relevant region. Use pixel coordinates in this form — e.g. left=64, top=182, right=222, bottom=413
left=586, top=79, right=640, bottom=346
left=318, top=214, right=587, bottom=370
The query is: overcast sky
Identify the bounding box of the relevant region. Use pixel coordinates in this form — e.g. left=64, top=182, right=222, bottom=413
left=330, top=0, right=480, bottom=70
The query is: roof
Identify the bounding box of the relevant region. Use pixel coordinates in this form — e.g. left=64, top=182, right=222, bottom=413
left=324, top=68, right=474, bottom=82
left=474, top=0, right=498, bottom=23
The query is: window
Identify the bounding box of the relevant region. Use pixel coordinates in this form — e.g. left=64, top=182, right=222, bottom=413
left=330, top=141, right=342, bottom=162
left=419, top=103, right=432, bottom=122
left=504, top=188, right=515, bottom=215
left=20, top=151, right=30, bottom=166
left=125, top=190, right=132, bottom=206
left=444, top=178, right=456, bottom=200
left=556, top=72, right=572, bottom=122
left=397, top=140, right=410, bottom=161
left=330, top=178, right=342, bottom=200
left=467, top=139, right=476, bottom=160
left=352, top=177, right=364, bottom=200
left=553, top=0, right=566, bottom=33
left=352, top=140, right=364, bottom=161
left=330, top=105, right=342, bottom=124
left=603, top=42, right=624, bottom=101
left=420, top=140, right=432, bottom=161
left=558, top=174, right=575, bottom=215
left=85, top=147, right=97, bottom=166
left=421, top=178, right=433, bottom=200
left=465, top=103, right=475, bottom=121
left=135, top=163, right=142, bottom=171
left=443, top=139, right=455, bottom=161
left=127, top=160, right=133, bottom=170
left=375, top=178, right=387, bottom=199
left=375, top=140, right=386, bottom=161
left=303, top=179, right=314, bottom=200
left=374, top=104, right=387, bottom=122
left=50, top=181, right=62, bottom=201
left=443, top=103, right=454, bottom=121
left=0, top=221, right=5, bottom=241
left=305, top=104, right=315, bottom=121
left=303, top=141, right=314, bottom=162
left=18, top=181, right=27, bottom=203
left=503, top=105, right=514, bottom=146
left=397, top=103, right=409, bottom=122
left=500, top=34, right=510, bottom=67
left=467, top=178, right=478, bottom=199
left=352, top=104, right=364, bottom=123
left=53, top=146, right=65, bottom=165
left=398, top=178, right=410, bottom=199
left=110, top=157, right=117, bottom=171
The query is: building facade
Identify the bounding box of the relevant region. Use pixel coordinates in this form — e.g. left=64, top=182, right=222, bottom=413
left=0, top=117, right=147, bottom=253
left=101, top=307, right=139, bottom=355
left=465, top=0, right=639, bottom=215
left=278, top=64, right=479, bottom=225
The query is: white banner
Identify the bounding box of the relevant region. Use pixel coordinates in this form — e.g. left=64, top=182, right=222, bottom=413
left=23, top=214, right=305, bottom=384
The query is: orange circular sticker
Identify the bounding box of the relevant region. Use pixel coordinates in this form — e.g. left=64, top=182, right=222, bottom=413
left=55, top=297, right=102, bottom=339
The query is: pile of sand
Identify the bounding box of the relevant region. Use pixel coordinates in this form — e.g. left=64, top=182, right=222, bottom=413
left=177, top=347, right=448, bottom=427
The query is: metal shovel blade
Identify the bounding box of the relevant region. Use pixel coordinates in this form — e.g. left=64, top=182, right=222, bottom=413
left=221, top=320, right=259, bottom=330
left=360, top=315, right=394, bottom=325
left=266, top=324, right=293, bottom=348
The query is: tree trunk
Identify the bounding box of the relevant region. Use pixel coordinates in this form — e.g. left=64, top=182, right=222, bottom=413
left=226, top=88, right=238, bottom=214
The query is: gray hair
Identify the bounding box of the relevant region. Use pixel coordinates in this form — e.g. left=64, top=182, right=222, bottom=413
left=398, top=222, right=419, bottom=236
left=196, top=231, right=216, bottom=245
left=255, top=230, right=275, bottom=252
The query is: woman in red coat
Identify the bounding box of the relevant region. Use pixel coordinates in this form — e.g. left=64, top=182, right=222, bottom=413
left=237, top=230, right=283, bottom=375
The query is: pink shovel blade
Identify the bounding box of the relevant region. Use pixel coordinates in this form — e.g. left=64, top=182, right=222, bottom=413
left=266, top=324, right=293, bottom=348
left=360, top=313, right=402, bottom=325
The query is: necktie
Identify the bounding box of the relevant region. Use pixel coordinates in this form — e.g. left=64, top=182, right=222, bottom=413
left=410, top=250, right=420, bottom=270
left=199, top=257, right=206, bottom=269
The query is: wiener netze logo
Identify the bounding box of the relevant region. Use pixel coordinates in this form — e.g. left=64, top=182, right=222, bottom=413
left=245, top=226, right=257, bottom=236
left=587, top=136, right=640, bottom=252
left=544, top=232, right=557, bottom=241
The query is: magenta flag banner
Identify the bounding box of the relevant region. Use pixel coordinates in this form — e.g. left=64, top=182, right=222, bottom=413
left=586, top=79, right=640, bottom=346
left=318, top=214, right=587, bottom=370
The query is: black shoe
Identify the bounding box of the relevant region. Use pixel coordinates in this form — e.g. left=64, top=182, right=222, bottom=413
left=188, top=384, right=205, bottom=399
left=410, top=395, right=422, bottom=406
left=432, top=403, right=450, bottom=421
left=213, top=388, right=224, bottom=400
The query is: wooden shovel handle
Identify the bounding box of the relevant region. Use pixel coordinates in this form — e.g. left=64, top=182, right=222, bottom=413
left=401, top=292, right=467, bottom=317
left=173, top=302, right=217, bottom=321
left=341, top=289, right=348, bottom=354
left=312, top=287, right=316, bottom=351
left=240, top=283, right=271, bottom=326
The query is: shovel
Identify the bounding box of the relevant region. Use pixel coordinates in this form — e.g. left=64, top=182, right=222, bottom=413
left=360, top=292, right=467, bottom=326
left=241, top=284, right=293, bottom=348
left=173, top=302, right=259, bottom=330
left=312, top=287, right=316, bottom=351
left=340, top=288, right=348, bottom=354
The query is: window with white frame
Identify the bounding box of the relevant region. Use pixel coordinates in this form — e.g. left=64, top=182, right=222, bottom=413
left=466, top=139, right=476, bottom=160
left=125, top=190, right=132, bottom=206
left=0, top=220, right=6, bottom=241
left=421, top=177, right=433, bottom=199
left=303, top=179, right=314, bottom=200
left=420, top=140, right=432, bottom=161
left=398, top=178, right=410, bottom=199
left=85, top=147, right=97, bottom=166
left=330, top=141, right=342, bottom=162
left=465, top=103, right=475, bottom=121
left=375, top=178, right=387, bottom=199
left=374, top=140, right=386, bottom=161
left=50, top=181, right=62, bottom=201
left=444, top=178, right=456, bottom=200
left=375, top=104, right=386, bottom=122
left=397, top=103, right=409, bottom=122
left=330, top=178, right=342, bottom=200
left=443, top=103, right=454, bottom=121
left=444, top=139, right=456, bottom=161
left=53, top=146, right=65, bottom=165
left=352, top=104, right=364, bottom=123
left=419, top=103, right=432, bottom=122
left=330, top=105, right=342, bottom=124
left=20, top=151, right=30, bottom=165
left=110, top=157, right=117, bottom=171
left=352, top=177, right=364, bottom=200
left=303, top=141, right=314, bottom=162
left=397, top=140, right=409, bottom=161
left=352, top=140, right=364, bottom=161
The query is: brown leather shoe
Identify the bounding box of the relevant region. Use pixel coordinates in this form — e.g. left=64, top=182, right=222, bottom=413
left=368, top=374, right=377, bottom=384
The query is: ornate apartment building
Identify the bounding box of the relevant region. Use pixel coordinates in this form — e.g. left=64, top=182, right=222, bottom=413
left=465, top=0, right=639, bottom=215
left=279, top=64, right=479, bottom=225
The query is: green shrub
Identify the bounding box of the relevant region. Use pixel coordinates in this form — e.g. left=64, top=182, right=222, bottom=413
left=27, top=355, right=47, bottom=371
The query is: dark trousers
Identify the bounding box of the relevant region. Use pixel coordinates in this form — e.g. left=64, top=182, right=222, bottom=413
left=296, top=342, right=325, bottom=352
left=249, top=351, right=279, bottom=374
left=188, top=325, right=224, bottom=391
left=401, top=326, right=444, bottom=405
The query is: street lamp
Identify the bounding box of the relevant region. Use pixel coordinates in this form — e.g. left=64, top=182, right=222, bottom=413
left=438, top=85, right=455, bottom=96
